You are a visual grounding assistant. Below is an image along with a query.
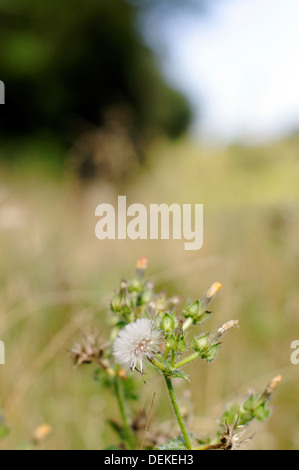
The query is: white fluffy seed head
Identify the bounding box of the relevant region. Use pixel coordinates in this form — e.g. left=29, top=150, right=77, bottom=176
left=112, top=318, right=163, bottom=373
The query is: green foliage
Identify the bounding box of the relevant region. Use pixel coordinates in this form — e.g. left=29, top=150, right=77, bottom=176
left=0, top=0, right=192, bottom=167
left=70, top=260, right=281, bottom=450
left=221, top=381, right=280, bottom=431
left=183, top=299, right=212, bottom=325
left=156, top=435, right=188, bottom=450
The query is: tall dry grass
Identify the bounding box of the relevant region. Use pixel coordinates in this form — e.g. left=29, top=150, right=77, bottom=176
left=0, top=137, right=299, bottom=449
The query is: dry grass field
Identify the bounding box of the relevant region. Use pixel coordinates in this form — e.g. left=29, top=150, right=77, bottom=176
left=0, top=137, right=299, bottom=449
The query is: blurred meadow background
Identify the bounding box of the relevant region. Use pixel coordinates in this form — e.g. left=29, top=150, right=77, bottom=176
left=1, top=0, right=299, bottom=450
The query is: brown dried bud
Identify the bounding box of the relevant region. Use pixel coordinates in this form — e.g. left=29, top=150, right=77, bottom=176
left=69, top=332, right=108, bottom=368
left=263, top=375, right=282, bottom=400
left=217, top=320, right=239, bottom=336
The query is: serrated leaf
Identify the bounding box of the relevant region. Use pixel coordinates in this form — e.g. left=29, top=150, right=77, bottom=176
left=156, top=435, right=188, bottom=450
left=243, top=393, right=259, bottom=411
left=177, top=336, right=187, bottom=353
left=108, top=420, right=126, bottom=441
left=205, top=343, right=220, bottom=362
left=171, top=370, right=190, bottom=382
left=221, top=403, right=240, bottom=426
left=254, top=404, right=271, bottom=422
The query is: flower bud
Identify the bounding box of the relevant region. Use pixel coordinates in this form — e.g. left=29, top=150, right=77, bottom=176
left=206, top=282, right=222, bottom=300
left=135, top=256, right=148, bottom=278
left=192, top=334, right=209, bottom=352
left=262, top=375, right=282, bottom=401
left=160, top=314, right=173, bottom=333
left=187, top=300, right=200, bottom=316
left=160, top=313, right=176, bottom=333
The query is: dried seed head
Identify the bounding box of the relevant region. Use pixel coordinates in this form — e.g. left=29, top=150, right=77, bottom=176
left=113, top=319, right=163, bottom=373
left=69, top=332, right=108, bottom=368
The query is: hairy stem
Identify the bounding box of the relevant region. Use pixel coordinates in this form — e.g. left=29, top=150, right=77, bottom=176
left=114, top=366, right=135, bottom=450
left=164, top=375, right=192, bottom=450
left=149, top=356, right=169, bottom=373
left=175, top=351, right=200, bottom=369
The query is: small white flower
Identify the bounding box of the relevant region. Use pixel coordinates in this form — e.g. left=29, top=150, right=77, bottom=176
left=113, top=318, right=163, bottom=373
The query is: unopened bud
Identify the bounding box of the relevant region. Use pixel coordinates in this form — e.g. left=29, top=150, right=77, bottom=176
left=192, top=334, right=209, bottom=352
left=206, top=282, right=222, bottom=300
left=136, top=257, right=148, bottom=277
left=188, top=300, right=200, bottom=316
left=160, top=313, right=175, bottom=333
left=174, top=319, right=184, bottom=338
left=136, top=256, right=148, bottom=271
left=263, top=375, right=282, bottom=400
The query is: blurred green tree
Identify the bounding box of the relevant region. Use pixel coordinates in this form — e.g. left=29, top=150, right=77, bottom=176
left=0, top=0, right=195, bottom=172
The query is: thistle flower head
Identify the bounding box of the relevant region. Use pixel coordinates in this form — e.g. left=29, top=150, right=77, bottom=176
left=112, top=318, right=163, bottom=373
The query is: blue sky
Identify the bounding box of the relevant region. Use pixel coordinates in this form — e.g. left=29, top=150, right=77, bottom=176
left=144, top=0, right=299, bottom=144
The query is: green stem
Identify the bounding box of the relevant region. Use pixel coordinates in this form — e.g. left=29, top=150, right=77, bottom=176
left=114, top=366, right=135, bottom=450
left=175, top=351, right=200, bottom=369
left=164, top=375, right=192, bottom=450
left=149, top=356, right=169, bottom=373
left=171, top=350, right=176, bottom=368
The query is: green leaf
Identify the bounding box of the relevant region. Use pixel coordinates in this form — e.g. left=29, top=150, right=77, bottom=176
left=254, top=404, right=271, bottom=422
left=243, top=393, right=259, bottom=411
left=171, top=370, right=190, bottom=381
left=183, top=300, right=200, bottom=318
left=122, top=376, right=140, bottom=401
left=108, top=420, right=127, bottom=442
left=205, top=343, right=220, bottom=362
left=221, top=403, right=240, bottom=426
left=156, top=435, right=188, bottom=450
left=177, top=336, right=187, bottom=353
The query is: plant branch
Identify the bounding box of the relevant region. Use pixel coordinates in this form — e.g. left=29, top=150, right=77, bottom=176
left=114, top=366, right=135, bottom=450
left=164, top=375, right=192, bottom=450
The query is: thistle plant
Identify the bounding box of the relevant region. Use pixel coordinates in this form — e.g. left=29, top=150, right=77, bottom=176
left=70, top=258, right=281, bottom=450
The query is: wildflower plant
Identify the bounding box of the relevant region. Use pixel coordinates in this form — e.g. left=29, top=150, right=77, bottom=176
left=70, top=258, right=281, bottom=450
